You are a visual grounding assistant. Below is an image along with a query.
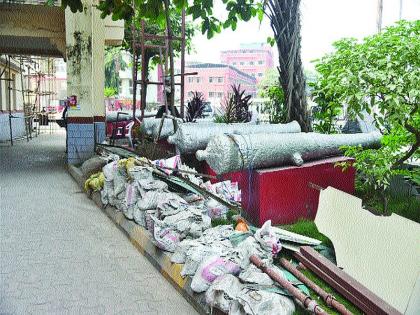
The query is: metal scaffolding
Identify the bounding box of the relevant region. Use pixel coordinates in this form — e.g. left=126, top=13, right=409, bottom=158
left=130, top=9, right=191, bottom=124
left=0, top=54, right=56, bottom=145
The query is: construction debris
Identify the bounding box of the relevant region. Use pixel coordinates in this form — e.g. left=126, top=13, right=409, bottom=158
left=93, top=149, right=414, bottom=315
left=295, top=246, right=401, bottom=315
left=279, top=258, right=353, bottom=315
left=250, top=254, right=327, bottom=315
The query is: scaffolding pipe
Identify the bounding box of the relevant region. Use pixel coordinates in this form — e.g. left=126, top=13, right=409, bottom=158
left=279, top=258, right=353, bottom=315
left=250, top=255, right=328, bottom=315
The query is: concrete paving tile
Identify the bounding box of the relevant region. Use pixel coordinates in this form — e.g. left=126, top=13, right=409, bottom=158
left=0, top=133, right=197, bottom=315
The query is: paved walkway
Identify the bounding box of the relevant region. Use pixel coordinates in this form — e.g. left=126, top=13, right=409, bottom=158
left=0, top=132, right=198, bottom=315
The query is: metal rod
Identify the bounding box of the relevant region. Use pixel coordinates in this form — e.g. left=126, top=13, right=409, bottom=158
left=162, top=71, right=198, bottom=78
left=250, top=254, right=328, bottom=315
left=7, top=55, right=13, bottom=146
left=279, top=258, right=353, bottom=315
left=19, top=56, right=30, bottom=142
left=294, top=252, right=372, bottom=314
left=135, top=80, right=181, bottom=86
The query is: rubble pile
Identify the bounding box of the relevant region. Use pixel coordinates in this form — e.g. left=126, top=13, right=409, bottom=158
left=94, top=155, right=317, bottom=315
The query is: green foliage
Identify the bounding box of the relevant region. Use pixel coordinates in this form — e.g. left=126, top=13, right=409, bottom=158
left=64, top=0, right=263, bottom=39
left=104, top=87, right=118, bottom=97
left=186, top=92, right=205, bottom=122
left=123, top=10, right=196, bottom=64
left=104, top=47, right=127, bottom=91
left=281, top=219, right=332, bottom=247
left=312, top=21, right=420, bottom=201
left=258, top=69, right=287, bottom=124
left=214, top=85, right=252, bottom=123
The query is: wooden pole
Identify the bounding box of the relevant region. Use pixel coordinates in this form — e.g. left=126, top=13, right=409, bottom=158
left=140, top=19, right=146, bottom=122
left=377, top=0, right=383, bottom=33
left=180, top=8, right=186, bottom=119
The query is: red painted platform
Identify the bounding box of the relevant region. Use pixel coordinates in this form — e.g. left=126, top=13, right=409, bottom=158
left=203, top=157, right=355, bottom=226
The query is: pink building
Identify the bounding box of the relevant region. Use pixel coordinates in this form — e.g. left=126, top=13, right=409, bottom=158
left=185, top=63, right=257, bottom=108
left=220, top=43, right=274, bottom=83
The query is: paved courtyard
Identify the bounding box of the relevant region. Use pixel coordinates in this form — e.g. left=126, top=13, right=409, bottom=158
left=0, top=132, right=197, bottom=314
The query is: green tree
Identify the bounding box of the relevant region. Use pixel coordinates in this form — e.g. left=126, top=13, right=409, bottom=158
left=312, top=20, right=420, bottom=210
left=265, top=0, right=310, bottom=131
left=258, top=69, right=287, bottom=123
left=104, top=46, right=127, bottom=91
left=63, top=0, right=309, bottom=131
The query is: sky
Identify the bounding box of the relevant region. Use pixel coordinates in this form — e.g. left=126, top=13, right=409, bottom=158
left=186, top=0, right=420, bottom=70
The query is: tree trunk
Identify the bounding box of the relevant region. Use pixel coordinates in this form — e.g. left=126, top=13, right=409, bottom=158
left=140, top=52, right=153, bottom=116
left=266, top=0, right=311, bottom=132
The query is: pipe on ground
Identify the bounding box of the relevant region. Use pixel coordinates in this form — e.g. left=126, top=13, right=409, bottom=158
left=250, top=254, right=328, bottom=315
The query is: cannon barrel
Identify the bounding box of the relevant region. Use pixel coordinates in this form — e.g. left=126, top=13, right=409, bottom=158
left=196, top=132, right=382, bottom=175
left=167, top=121, right=301, bottom=153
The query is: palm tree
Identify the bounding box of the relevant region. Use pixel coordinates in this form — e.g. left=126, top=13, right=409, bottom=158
left=265, top=0, right=311, bottom=131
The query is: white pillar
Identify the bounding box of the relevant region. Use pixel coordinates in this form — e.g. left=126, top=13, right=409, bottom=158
left=65, top=0, right=106, bottom=164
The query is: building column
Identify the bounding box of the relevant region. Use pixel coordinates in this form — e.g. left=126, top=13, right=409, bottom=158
left=65, top=1, right=105, bottom=164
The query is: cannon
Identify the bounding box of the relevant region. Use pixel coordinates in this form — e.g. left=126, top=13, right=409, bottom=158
left=167, top=121, right=301, bottom=154
left=196, top=132, right=381, bottom=175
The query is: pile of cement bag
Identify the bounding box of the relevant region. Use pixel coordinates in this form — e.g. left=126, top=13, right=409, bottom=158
left=98, top=156, right=319, bottom=315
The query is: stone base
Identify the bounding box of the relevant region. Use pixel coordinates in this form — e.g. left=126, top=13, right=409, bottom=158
left=203, top=157, right=355, bottom=226
left=0, top=111, right=25, bottom=141
left=67, top=121, right=105, bottom=164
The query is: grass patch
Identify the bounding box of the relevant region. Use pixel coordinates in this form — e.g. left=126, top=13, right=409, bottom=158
left=355, top=184, right=420, bottom=224
left=292, top=267, right=362, bottom=315
left=278, top=220, right=361, bottom=314
left=280, top=219, right=333, bottom=248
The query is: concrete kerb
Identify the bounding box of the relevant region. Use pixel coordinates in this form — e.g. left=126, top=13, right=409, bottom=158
left=67, top=164, right=212, bottom=315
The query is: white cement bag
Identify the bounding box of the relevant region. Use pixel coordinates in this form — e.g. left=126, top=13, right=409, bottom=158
left=206, top=274, right=243, bottom=313
left=133, top=208, right=146, bottom=226
left=102, top=160, right=118, bottom=181
left=153, top=221, right=180, bottom=252
left=238, top=264, right=273, bottom=286
left=254, top=220, right=282, bottom=256
left=230, top=289, right=295, bottom=315
left=190, top=256, right=241, bottom=293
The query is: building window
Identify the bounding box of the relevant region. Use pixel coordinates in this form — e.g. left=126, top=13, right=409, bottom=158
left=249, top=61, right=254, bottom=65
left=258, top=60, right=264, bottom=65
left=119, top=79, right=122, bottom=95
left=258, top=73, right=263, bottom=77
left=209, top=77, right=213, bottom=83
left=217, top=92, right=223, bottom=98
left=196, top=77, right=201, bottom=83
left=209, top=92, right=215, bottom=98
left=217, top=77, right=223, bottom=83
left=232, top=62, right=237, bottom=66
left=240, top=62, right=244, bottom=65
left=251, top=73, right=255, bottom=78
